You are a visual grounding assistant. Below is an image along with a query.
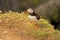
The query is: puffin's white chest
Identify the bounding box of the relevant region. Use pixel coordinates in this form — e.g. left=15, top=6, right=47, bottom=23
left=28, top=15, right=37, bottom=21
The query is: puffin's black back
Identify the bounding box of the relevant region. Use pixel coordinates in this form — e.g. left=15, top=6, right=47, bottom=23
left=29, top=11, right=40, bottom=20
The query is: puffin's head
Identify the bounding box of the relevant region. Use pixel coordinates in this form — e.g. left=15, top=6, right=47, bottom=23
left=27, top=8, right=34, bottom=14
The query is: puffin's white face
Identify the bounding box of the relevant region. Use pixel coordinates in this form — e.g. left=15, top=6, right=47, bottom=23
left=27, top=8, right=34, bottom=14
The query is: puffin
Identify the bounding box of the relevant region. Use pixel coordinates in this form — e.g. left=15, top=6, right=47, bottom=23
left=27, top=8, right=40, bottom=20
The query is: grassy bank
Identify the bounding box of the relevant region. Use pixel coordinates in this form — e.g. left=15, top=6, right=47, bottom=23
left=0, top=12, right=59, bottom=40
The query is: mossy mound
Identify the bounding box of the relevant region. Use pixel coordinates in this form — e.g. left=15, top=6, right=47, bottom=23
left=0, top=12, right=55, bottom=40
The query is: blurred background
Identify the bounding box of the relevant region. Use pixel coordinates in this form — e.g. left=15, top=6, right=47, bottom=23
left=0, top=0, right=41, bottom=12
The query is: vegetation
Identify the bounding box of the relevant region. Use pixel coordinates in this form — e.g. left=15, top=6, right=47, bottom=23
left=0, top=11, right=58, bottom=40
